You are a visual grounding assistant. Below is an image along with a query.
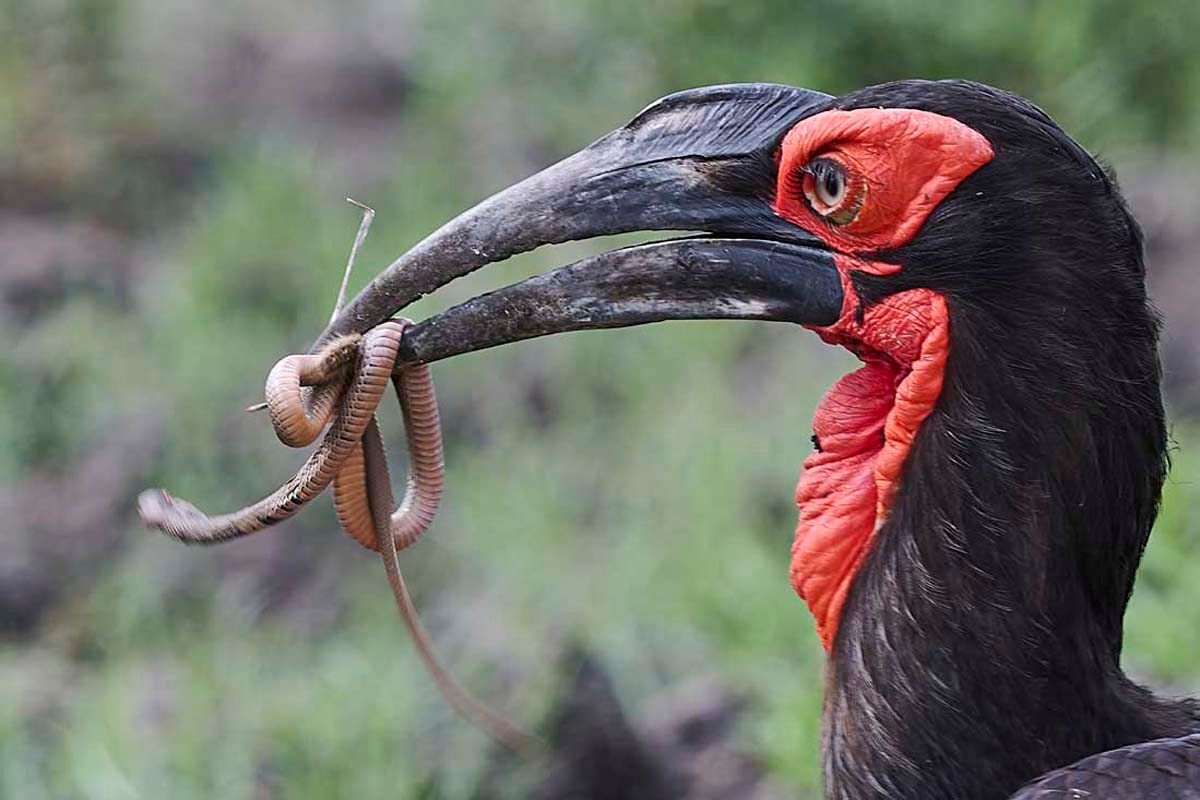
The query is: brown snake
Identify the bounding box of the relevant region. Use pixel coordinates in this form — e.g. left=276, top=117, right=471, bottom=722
left=138, top=319, right=539, bottom=756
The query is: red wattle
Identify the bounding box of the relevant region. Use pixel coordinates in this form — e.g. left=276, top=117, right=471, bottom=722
left=791, top=278, right=949, bottom=650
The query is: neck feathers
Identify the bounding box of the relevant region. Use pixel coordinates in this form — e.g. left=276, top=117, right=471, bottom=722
left=821, top=293, right=1190, bottom=798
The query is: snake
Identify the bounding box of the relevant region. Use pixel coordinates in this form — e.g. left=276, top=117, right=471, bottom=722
left=138, top=319, right=539, bottom=755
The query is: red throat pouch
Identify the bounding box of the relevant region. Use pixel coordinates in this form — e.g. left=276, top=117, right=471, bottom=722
left=770, top=107, right=984, bottom=649
left=791, top=271, right=949, bottom=649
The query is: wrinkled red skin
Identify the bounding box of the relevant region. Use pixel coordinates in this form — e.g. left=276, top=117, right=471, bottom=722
left=772, top=108, right=992, bottom=649
left=794, top=273, right=949, bottom=648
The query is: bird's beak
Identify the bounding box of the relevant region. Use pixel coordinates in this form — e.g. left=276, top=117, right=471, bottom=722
left=314, top=83, right=844, bottom=362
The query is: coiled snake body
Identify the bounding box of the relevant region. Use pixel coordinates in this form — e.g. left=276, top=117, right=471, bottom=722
left=138, top=319, right=536, bottom=755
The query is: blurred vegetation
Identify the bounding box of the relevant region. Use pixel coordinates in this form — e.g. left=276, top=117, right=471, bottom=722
left=1, top=1, right=1198, bottom=797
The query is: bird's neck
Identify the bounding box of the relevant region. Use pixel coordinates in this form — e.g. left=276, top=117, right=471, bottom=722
left=811, top=296, right=1189, bottom=799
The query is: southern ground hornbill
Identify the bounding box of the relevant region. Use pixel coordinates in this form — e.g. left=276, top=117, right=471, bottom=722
left=312, top=80, right=1200, bottom=797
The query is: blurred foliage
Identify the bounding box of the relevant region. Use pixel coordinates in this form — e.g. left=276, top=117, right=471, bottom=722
left=1, top=1, right=1199, bottom=798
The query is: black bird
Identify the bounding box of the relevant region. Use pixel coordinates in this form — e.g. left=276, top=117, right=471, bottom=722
left=316, top=80, right=1200, bottom=798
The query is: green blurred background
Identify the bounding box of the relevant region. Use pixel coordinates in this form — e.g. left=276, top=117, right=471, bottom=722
left=3, top=1, right=1199, bottom=797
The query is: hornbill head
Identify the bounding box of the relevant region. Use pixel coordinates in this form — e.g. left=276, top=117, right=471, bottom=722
left=318, top=80, right=1163, bottom=657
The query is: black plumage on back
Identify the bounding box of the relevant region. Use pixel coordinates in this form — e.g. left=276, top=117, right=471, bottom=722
left=1012, top=734, right=1200, bottom=798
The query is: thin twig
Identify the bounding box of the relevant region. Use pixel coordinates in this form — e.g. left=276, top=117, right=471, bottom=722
left=331, top=198, right=375, bottom=324
left=249, top=198, right=376, bottom=414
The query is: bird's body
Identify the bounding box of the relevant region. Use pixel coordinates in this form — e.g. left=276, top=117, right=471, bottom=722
left=164, top=77, right=1200, bottom=797
left=1014, top=735, right=1200, bottom=799
left=804, top=81, right=1200, bottom=798
left=362, top=79, right=1200, bottom=798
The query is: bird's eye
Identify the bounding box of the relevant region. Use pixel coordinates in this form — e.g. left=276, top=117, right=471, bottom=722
left=801, top=157, right=864, bottom=225
left=812, top=160, right=846, bottom=206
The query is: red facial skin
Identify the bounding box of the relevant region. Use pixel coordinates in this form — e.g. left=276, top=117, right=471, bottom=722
left=771, top=108, right=993, bottom=649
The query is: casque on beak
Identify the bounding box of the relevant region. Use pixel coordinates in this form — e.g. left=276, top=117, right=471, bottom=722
left=313, top=83, right=845, bottom=363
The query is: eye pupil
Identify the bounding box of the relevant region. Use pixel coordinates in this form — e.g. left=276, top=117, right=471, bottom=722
left=823, top=171, right=841, bottom=197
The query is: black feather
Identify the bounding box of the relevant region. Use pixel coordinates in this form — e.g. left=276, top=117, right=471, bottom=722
left=813, top=80, right=1198, bottom=799
left=1011, top=734, right=1200, bottom=799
